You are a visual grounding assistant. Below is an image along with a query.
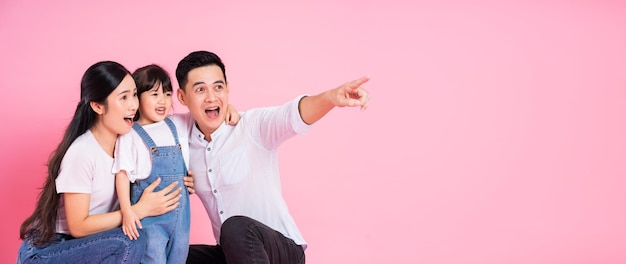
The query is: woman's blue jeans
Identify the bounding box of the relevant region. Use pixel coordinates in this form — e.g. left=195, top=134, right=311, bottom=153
left=16, top=228, right=147, bottom=264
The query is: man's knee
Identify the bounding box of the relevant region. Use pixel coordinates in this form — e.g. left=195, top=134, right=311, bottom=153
left=221, top=216, right=254, bottom=237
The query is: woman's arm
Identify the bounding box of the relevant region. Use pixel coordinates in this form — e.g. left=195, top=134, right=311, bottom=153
left=64, top=192, right=124, bottom=238
left=64, top=178, right=182, bottom=238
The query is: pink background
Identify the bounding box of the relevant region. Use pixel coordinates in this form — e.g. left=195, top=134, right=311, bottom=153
left=1, top=0, right=625, bottom=263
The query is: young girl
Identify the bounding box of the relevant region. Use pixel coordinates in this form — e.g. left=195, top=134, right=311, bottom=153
left=113, top=64, right=239, bottom=263
left=17, top=61, right=184, bottom=263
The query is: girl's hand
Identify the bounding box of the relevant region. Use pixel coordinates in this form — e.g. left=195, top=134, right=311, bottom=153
left=121, top=208, right=142, bottom=240
left=225, top=104, right=241, bottom=125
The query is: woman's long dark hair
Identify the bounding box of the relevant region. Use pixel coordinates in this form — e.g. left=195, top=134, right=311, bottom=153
left=19, top=61, right=131, bottom=245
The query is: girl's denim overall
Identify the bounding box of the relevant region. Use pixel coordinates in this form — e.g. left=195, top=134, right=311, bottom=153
left=131, top=117, right=190, bottom=264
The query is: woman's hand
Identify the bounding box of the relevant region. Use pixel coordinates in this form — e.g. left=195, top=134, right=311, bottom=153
left=132, top=178, right=182, bottom=219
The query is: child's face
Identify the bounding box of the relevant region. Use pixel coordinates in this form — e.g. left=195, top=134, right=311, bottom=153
left=137, top=83, right=172, bottom=125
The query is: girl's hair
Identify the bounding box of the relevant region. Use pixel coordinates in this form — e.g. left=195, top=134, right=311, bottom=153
left=19, top=61, right=131, bottom=246
left=132, top=64, right=173, bottom=121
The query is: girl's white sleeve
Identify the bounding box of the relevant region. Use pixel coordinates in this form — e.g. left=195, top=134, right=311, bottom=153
left=112, top=133, right=139, bottom=182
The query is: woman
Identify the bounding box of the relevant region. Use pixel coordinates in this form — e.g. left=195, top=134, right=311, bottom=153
left=17, top=61, right=186, bottom=263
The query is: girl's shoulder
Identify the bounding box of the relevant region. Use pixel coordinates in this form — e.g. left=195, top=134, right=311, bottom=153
left=167, top=113, right=194, bottom=135
left=168, top=112, right=194, bottom=126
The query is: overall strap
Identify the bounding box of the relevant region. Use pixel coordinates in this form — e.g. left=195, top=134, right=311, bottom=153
left=132, top=122, right=157, bottom=150
left=164, top=117, right=181, bottom=146
left=164, top=117, right=187, bottom=175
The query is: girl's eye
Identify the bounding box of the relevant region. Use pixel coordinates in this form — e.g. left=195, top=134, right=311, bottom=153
left=133, top=92, right=138, bottom=97
left=121, top=95, right=127, bottom=100
left=152, top=92, right=158, bottom=96
left=165, top=92, right=172, bottom=97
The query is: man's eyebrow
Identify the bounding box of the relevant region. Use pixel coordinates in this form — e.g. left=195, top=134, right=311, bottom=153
left=192, top=81, right=205, bottom=87
left=192, top=80, right=224, bottom=87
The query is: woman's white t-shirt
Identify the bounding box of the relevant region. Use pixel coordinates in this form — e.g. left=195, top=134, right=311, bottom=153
left=55, top=130, right=119, bottom=234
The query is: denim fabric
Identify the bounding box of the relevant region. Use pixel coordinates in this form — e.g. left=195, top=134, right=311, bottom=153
left=186, top=216, right=305, bottom=264
left=131, top=118, right=190, bottom=264
left=16, top=228, right=147, bottom=264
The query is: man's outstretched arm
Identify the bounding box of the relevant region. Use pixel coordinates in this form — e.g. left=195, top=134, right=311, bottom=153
left=298, top=76, right=371, bottom=125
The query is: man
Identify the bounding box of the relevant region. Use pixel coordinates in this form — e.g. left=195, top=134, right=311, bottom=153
left=175, top=51, right=370, bottom=264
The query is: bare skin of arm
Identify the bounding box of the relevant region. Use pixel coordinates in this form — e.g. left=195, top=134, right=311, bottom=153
left=64, top=178, right=182, bottom=238
left=298, top=76, right=370, bottom=125
left=115, top=170, right=142, bottom=240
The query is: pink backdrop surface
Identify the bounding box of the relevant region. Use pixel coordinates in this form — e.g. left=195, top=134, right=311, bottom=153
left=1, top=0, right=625, bottom=263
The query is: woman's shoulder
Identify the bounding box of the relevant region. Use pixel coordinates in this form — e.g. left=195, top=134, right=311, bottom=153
left=62, top=131, right=106, bottom=165
left=68, top=130, right=98, bottom=151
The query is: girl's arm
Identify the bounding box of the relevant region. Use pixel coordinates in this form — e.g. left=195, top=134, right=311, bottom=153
left=64, top=178, right=182, bottom=238
left=116, top=170, right=142, bottom=240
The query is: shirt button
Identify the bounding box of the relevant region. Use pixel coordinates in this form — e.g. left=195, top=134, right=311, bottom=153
left=207, top=147, right=211, bottom=151
left=219, top=211, right=224, bottom=214
left=213, top=190, right=217, bottom=193
left=208, top=169, right=212, bottom=173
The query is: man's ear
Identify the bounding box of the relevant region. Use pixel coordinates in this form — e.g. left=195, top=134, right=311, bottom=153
left=90, top=101, right=104, bottom=115
left=177, top=88, right=187, bottom=106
